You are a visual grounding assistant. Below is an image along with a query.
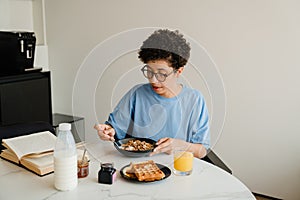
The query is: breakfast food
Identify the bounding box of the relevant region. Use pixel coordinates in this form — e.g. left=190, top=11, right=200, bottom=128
left=121, top=139, right=154, bottom=151
left=125, top=160, right=165, bottom=181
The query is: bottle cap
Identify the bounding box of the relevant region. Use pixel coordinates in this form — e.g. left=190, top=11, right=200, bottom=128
left=101, top=162, right=114, bottom=168
left=59, top=123, right=71, bottom=131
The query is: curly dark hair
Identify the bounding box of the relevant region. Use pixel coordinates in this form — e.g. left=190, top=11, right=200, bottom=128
left=138, top=29, right=191, bottom=69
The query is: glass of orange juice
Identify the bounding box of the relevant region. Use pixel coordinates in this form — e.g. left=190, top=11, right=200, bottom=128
left=173, top=150, right=193, bottom=176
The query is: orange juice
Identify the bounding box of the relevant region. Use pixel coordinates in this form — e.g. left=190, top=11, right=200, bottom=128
left=173, top=151, right=193, bottom=174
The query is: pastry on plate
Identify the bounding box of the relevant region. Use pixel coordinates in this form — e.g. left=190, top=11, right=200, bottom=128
left=127, top=160, right=165, bottom=181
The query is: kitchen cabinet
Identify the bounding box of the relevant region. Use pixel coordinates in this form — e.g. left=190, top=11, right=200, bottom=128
left=0, top=71, right=52, bottom=126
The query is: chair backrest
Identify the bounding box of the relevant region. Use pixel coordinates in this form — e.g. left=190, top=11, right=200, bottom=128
left=202, top=149, right=232, bottom=174
left=0, top=121, right=55, bottom=150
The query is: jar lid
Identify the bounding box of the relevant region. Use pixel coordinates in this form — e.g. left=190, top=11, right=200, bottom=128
left=101, top=162, right=114, bottom=168
left=59, top=123, right=71, bottom=131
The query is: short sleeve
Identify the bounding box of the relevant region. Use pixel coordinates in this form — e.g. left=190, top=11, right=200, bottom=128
left=189, top=94, right=210, bottom=150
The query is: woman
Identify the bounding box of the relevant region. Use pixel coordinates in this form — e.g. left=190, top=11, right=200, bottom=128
left=94, top=29, right=210, bottom=158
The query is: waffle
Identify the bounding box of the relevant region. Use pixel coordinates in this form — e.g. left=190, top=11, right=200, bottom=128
left=128, top=160, right=165, bottom=181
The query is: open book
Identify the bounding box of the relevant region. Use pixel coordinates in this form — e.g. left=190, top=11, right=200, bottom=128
left=0, top=131, right=85, bottom=176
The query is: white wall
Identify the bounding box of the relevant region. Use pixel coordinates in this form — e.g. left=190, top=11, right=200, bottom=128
left=0, top=0, right=33, bottom=31
left=1, top=0, right=300, bottom=199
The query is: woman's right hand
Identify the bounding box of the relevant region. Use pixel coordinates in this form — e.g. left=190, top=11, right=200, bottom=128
left=94, top=124, right=115, bottom=141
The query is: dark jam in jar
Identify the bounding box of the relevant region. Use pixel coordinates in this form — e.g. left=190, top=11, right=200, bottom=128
left=98, top=163, right=116, bottom=184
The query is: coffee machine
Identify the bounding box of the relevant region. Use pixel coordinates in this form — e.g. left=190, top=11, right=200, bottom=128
left=0, top=31, right=36, bottom=76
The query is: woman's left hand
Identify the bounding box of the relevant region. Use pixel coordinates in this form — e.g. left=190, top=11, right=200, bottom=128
left=150, top=137, right=188, bottom=156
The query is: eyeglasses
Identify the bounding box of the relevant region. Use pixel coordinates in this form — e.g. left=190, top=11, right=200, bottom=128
left=141, top=65, right=176, bottom=82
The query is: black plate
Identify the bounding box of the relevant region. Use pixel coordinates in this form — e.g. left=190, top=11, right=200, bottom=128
left=113, top=138, right=156, bottom=157
left=120, top=163, right=171, bottom=183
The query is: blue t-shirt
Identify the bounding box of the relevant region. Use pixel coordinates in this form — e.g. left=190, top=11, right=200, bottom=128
left=106, top=83, right=210, bottom=149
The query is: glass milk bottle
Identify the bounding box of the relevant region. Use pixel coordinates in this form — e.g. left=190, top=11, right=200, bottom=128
left=54, top=123, right=77, bottom=191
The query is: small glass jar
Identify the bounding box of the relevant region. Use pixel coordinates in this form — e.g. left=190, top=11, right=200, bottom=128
left=77, top=158, right=89, bottom=178
left=98, top=162, right=116, bottom=184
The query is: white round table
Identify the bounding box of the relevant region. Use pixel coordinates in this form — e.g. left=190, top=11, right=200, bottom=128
left=0, top=141, right=255, bottom=200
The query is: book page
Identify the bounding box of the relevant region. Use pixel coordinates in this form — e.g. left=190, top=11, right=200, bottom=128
left=2, top=131, right=56, bottom=160
left=21, top=154, right=54, bottom=175
left=0, top=149, right=19, bottom=164
left=21, top=153, right=53, bottom=169
left=21, top=149, right=87, bottom=176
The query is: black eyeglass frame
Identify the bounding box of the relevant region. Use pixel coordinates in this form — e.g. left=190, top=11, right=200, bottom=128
left=140, top=65, right=177, bottom=82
